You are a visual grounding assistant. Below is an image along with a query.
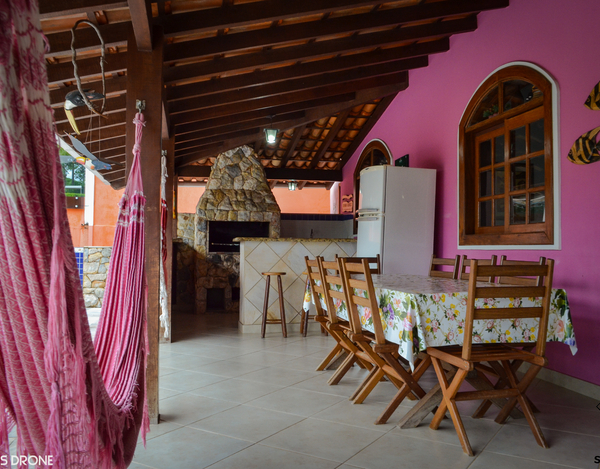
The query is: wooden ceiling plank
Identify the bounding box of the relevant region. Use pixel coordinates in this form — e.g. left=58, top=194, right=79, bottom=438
left=50, top=75, right=127, bottom=107
left=45, top=23, right=129, bottom=58
left=167, top=39, right=447, bottom=102
left=53, top=94, right=126, bottom=123
left=169, top=57, right=426, bottom=114
left=39, top=0, right=127, bottom=18
left=164, top=0, right=507, bottom=63
left=175, top=128, right=259, bottom=152
left=177, top=165, right=343, bottom=182
left=162, top=0, right=385, bottom=38
left=47, top=52, right=127, bottom=85
left=127, top=0, right=153, bottom=52
left=309, top=108, right=351, bottom=169
left=325, top=181, right=336, bottom=190
left=174, top=111, right=306, bottom=136
left=279, top=124, right=307, bottom=168
left=171, top=72, right=406, bottom=124
left=176, top=127, right=261, bottom=147
left=164, top=16, right=476, bottom=84
left=337, top=94, right=397, bottom=170
left=55, top=110, right=126, bottom=135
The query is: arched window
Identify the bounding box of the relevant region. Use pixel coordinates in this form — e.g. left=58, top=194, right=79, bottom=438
left=459, top=64, right=557, bottom=247
left=354, top=140, right=391, bottom=214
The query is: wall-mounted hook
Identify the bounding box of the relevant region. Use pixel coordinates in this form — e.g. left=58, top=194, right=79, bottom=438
left=161, top=150, right=167, bottom=157
left=136, top=99, right=146, bottom=112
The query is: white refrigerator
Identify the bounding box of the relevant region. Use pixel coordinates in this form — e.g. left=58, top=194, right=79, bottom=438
left=357, top=165, right=436, bottom=275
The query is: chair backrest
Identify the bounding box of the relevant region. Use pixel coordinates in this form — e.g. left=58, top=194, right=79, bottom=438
left=335, top=254, right=381, bottom=274
left=317, top=257, right=348, bottom=325
left=497, top=256, right=547, bottom=286
left=462, top=259, right=554, bottom=361
left=304, top=256, right=327, bottom=318
left=429, top=254, right=460, bottom=279
left=460, top=255, right=498, bottom=282
left=338, top=257, right=387, bottom=344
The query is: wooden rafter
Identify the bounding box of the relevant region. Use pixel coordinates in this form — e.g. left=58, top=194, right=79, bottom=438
left=280, top=124, right=307, bottom=168
left=309, top=108, right=351, bottom=169
left=127, top=0, right=153, bottom=52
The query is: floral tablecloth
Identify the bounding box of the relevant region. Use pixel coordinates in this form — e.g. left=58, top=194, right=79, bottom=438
left=303, top=274, right=577, bottom=366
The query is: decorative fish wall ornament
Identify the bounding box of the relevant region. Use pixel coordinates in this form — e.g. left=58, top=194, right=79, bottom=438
left=584, top=80, right=600, bottom=110
left=568, top=126, right=600, bottom=164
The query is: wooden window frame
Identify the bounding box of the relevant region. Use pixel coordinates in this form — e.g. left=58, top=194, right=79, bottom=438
left=353, top=140, right=391, bottom=214
left=459, top=65, right=555, bottom=247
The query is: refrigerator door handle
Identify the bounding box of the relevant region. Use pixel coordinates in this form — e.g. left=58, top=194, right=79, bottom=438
left=357, top=211, right=384, bottom=221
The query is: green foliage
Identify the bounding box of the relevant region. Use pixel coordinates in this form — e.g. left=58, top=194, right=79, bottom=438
left=61, top=159, right=85, bottom=195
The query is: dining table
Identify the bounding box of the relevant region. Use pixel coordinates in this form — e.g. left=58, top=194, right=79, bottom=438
left=303, top=273, right=578, bottom=426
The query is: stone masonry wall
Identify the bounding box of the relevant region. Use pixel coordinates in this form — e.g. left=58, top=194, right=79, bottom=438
left=82, top=247, right=112, bottom=308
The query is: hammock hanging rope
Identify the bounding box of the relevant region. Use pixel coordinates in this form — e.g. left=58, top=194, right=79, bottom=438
left=0, top=2, right=149, bottom=468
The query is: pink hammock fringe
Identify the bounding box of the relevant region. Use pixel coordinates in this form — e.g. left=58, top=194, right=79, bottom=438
left=0, top=1, right=149, bottom=467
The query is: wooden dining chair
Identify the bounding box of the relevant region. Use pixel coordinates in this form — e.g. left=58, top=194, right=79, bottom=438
left=497, top=256, right=547, bottom=286
left=336, top=254, right=381, bottom=274
left=459, top=255, right=498, bottom=282
left=426, top=258, right=555, bottom=456
left=338, top=257, right=431, bottom=421
left=317, top=257, right=372, bottom=385
left=429, top=254, right=460, bottom=279
left=304, top=256, right=343, bottom=371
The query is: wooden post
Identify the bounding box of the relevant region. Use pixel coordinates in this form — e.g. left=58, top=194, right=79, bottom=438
left=126, top=25, right=164, bottom=424
left=161, top=136, right=174, bottom=343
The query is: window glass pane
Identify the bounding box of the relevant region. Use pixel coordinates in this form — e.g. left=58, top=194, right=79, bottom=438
left=510, top=195, right=526, bottom=225
left=529, top=155, right=545, bottom=188
left=494, top=136, right=504, bottom=164
left=494, top=167, right=505, bottom=195
left=479, top=200, right=492, bottom=227
left=510, top=161, right=526, bottom=191
left=469, top=86, right=499, bottom=126
left=503, top=80, right=540, bottom=111
left=479, top=140, right=492, bottom=167
left=529, top=191, right=545, bottom=223
left=479, top=170, right=492, bottom=197
left=510, top=126, right=526, bottom=158
left=530, top=118, right=544, bottom=153
left=372, top=149, right=388, bottom=166
left=494, top=198, right=505, bottom=226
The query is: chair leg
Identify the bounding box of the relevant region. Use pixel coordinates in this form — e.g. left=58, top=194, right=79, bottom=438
left=302, top=307, right=310, bottom=338
left=430, top=358, right=473, bottom=456
left=349, top=366, right=381, bottom=401
left=324, top=349, right=348, bottom=370
left=327, top=353, right=357, bottom=385
left=316, top=343, right=343, bottom=371
left=277, top=275, right=287, bottom=338
left=352, top=367, right=385, bottom=404
left=261, top=275, right=271, bottom=338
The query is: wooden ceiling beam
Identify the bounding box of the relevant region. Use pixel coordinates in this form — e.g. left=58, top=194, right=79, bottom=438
left=296, top=181, right=308, bottom=190
left=177, top=165, right=343, bottom=182
left=174, top=111, right=305, bottom=136
left=279, top=124, right=307, bottom=168
left=172, top=72, right=406, bottom=124
left=47, top=52, right=127, bottom=85
left=164, top=0, right=507, bottom=64
left=84, top=135, right=125, bottom=152
left=127, top=0, right=153, bottom=52
left=337, top=94, right=396, bottom=169
left=167, top=39, right=447, bottom=102
left=162, top=0, right=384, bottom=38
left=55, top=111, right=126, bottom=135
left=169, top=57, right=426, bottom=115
left=45, top=23, right=129, bottom=58
left=50, top=75, right=127, bottom=107
left=39, top=0, right=127, bottom=18
left=101, top=169, right=126, bottom=181
left=176, top=127, right=261, bottom=147
left=164, top=17, right=476, bottom=84
left=175, top=128, right=259, bottom=152
left=174, top=79, right=407, bottom=168
left=53, top=94, right=126, bottom=124
left=269, top=180, right=278, bottom=190
left=60, top=125, right=126, bottom=144
left=94, top=147, right=126, bottom=159
left=309, top=108, right=351, bottom=169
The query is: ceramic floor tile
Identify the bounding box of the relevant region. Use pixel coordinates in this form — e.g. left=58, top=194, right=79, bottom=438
left=291, top=370, right=370, bottom=398
left=247, top=386, right=345, bottom=417
left=189, top=404, right=304, bottom=442
left=159, top=366, right=179, bottom=377
left=312, top=399, right=404, bottom=432
left=238, top=366, right=320, bottom=387
left=485, top=424, right=600, bottom=468
left=235, top=350, right=299, bottom=366
left=159, top=393, right=237, bottom=426
left=272, top=354, right=330, bottom=372
left=468, top=451, right=584, bottom=469
left=506, top=401, right=600, bottom=436
left=159, top=353, right=221, bottom=370
left=525, top=379, right=600, bottom=411
left=159, top=370, right=228, bottom=392
left=138, top=420, right=181, bottom=442
left=207, top=443, right=340, bottom=469
left=190, top=377, right=283, bottom=403
left=261, top=418, right=386, bottom=463
left=345, top=432, right=473, bottom=469
left=159, top=387, right=183, bottom=400
left=190, top=359, right=266, bottom=377
left=133, top=426, right=251, bottom=469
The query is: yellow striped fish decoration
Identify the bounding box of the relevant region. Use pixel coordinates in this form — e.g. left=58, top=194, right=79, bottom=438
left=568, top=126, right=600, bottom=164
left=584, top=80, right=600, bottom=110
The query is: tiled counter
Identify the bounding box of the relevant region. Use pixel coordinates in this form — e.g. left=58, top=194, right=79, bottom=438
left=235, top=237, right=356, bottom=333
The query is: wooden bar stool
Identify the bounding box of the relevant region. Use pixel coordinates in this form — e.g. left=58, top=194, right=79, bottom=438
left=261, top=271, right=287, bottom=338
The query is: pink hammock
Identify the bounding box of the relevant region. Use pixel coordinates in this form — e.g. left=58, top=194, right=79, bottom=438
left=0, top=1, right=148, bottom=467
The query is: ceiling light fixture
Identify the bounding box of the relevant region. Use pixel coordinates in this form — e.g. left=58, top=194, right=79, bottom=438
left=288, top=180, right=298, bottom=191
left=264, top=115, right=278, bottom=145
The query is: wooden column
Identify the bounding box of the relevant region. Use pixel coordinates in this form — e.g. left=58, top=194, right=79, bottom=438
left=161, top=136, right=175, bottom=343
left=126, top=25, right=164, bottom=424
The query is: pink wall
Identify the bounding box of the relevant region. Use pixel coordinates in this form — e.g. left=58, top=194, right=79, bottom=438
left=342, top=0, right=600, bottom=385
